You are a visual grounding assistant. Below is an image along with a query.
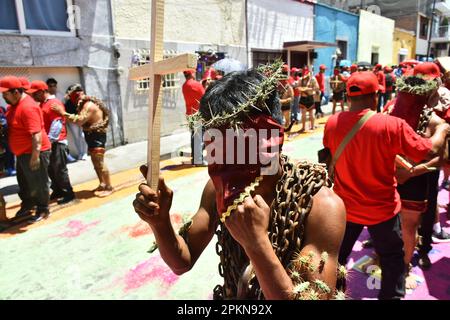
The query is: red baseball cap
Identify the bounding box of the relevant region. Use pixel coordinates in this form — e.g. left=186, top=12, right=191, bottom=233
left=347, top=71, right=382, bottom=97
left=19, top=77, right=31, bottom=90
left=27, top=80, right=49, bottom=93
left=183, top=69, right=195, bottom=76
left=0, top=76, right=22, bottom=93
left=320, top=64, right=327, bottom=70
left=413, top=62, right=441, bottom=80
left=350, top=64, right=358, bottom=72
left=291, top=67, right=300, bottom=74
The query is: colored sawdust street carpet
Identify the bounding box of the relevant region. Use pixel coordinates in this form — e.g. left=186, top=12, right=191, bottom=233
left=1, top=123, right=449, bottom=300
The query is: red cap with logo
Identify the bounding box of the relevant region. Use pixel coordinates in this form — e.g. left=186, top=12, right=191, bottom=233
left=0, top=76, right=22, bottom=93
left=413, top=62, right=441, bottom=80
left=320, top=64, right=327, bottom=70
left=183, top=69, right=196, bottom=76
left=27, top=80, right=49, bottom=93
left=347, top=71, right=382, bottom=97
left=350, top=64, right=358, bottom=73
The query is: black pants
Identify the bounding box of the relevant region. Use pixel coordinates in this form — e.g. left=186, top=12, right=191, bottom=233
left=419, top=170, right=440, bottom=255
left=48, top=143, right=73, bottom=196
left=338, top=215, right=406, bottom=300
left=16, top=151, right=51, bottom=212
left=315, top=93, right=324, bottom=116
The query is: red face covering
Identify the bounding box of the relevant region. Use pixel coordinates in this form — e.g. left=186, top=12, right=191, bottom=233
left=206, top=114, right=284, bottom=217
left=70, top=91, right=82, bottom=106
left=390, top=91, right=429, bottom=130
left=334, top=70, right=340, bottom=76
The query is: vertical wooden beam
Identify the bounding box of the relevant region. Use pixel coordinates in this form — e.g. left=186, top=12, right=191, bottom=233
left=147, top=0, right=165, bottom=190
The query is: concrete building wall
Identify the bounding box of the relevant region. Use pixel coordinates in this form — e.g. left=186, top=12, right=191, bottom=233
left=393, top=28, right=416, bottom=64
left=0, top=0, right=124, bottom=148
left=314, top=4, right=359, bottom=77
left=247, top=0, right=314, bottom=51
left=112, top=0, right=247, bottom=146
left=357, top=10, right=395, bottom=65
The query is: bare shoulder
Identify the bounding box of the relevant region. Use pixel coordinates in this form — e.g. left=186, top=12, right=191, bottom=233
left=303, top=186, right=346, bottom=250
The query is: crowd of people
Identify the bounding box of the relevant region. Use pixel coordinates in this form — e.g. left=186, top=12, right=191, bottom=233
left=0, top=76, right=113, bottom=224
left=134, top=58, right=450, bottom=300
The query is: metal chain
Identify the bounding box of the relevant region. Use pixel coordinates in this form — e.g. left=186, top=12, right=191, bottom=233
left=213, top=155, right=331, bottom=300
left=416, top=107, right=434, bottom=136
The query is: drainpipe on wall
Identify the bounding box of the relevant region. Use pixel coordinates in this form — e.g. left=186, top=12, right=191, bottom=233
left=245, top=0, right=250, bottom=68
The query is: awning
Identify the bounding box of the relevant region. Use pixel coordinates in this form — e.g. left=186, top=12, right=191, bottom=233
left=283, top=40, right=337, bottom=51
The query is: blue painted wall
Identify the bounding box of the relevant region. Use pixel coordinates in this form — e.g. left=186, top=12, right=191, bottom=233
left=313, top=4, right=359, bottom=78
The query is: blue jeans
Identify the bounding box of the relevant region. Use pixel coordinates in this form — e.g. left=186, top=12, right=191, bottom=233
left=291, top=96, right=300, bottom=122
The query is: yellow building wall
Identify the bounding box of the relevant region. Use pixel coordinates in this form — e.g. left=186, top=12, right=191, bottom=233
left=392, top=28, right=416, bottom=65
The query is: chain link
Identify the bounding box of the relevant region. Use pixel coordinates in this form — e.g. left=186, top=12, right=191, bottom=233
left=213, top=155, right=330, bottom=300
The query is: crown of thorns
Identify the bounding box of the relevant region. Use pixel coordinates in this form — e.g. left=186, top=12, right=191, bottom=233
left=187, top=60, right=285, bottom=130
left=396, top=74, right=439, bottom=96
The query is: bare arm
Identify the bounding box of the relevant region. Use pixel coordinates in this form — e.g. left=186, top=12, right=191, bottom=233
left=53, top=102, right=92, bottom=126
left=30, top=132, right=42, bottom=171
left=134, top=168, right=217, bottom=275
left=280, top=86, right=294, bottom=105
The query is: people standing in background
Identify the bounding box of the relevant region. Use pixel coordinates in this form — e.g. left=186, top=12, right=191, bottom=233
left=64, top=85, right=88, bottom=162
left=289, top=67, right=301, bottom=124
left=182, top=70, right=207, bottom=166
left=374, top=64, right=386, bottom=112
left=46, top=78, right=65, bottom=102
left=315, top=65, right=326, bottom=119
left=1, top=76, right=52, bottom=222
left=29, top=81, right=75, bottom=205
left=330, top=67, right=346, bottom=115
left=384, top=66, right=396, bottom=103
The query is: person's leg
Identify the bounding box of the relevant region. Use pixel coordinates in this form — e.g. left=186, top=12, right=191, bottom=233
left=309, top=109, right=315, bottom=130
left=418, top=170, right=440, bottom=267
left=300, top=107, right=307, bottom=132
left=48, top=143, right=61, bottom=198
left=53, top=143, right=75, bottom=202
left=340, top=100, right=345, bottom=112
left=34, top=151, right=51, bottom=215
left=337, top=221, right=365, bottom=292
left=90, top=149, right=113, bottom=197
left=291, top=96, right=300, bottom=124
left=400, top=209, right=422, bottom=289
left=332, top=99, right=337, bottom=115
left=15, top=155, right=34, bottom=212
left=0, top=192, right=6, bottom=222
left=369, top=215, right=406, bottom=300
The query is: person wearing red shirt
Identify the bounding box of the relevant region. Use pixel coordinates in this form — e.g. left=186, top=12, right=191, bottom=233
left=182, top=70, right=206, bottom=165
left=1, top=76, right=52, bottom=222
left=315, top=65, right=327, bottom=118
left=373, top=64, right=386, bottom=112
left=323, top=71, right=449, bottom=300
left=29, top=81, right=75, bottom=205
left=383, top=66, right=396, bottom=103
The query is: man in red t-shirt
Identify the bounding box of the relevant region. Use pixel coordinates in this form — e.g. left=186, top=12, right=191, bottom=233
left=373, top=64, right=386, bottom=112
left=315, top=65, right=327, bottom=118
left=323, top=72, right=449, bottom=300
left=1, top=76, right=52, bottom=222
left=29, top=81, right=75, bottom=205
left=182, top=70, right=206, bottom=166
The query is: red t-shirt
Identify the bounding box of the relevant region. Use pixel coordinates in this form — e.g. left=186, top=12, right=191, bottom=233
left=41, top=98, right=67, bottom=142
left=182, top=79, right=205, bottom=116
left=289, top=76, right=300, bottom=97
left=6, top=95, right=51, bottom=156
left=376, top=71, right=386, bottom=93
left=315, top=73, right=326, bottom=93
left=324, top=109, right=432, bottom=225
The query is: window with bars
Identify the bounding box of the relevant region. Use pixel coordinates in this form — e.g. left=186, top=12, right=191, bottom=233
left=131, top=49, right=181, bottom=93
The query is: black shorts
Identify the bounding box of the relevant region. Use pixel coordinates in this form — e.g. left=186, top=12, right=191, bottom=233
left=397, top=173, right=430, bottom=202
left=281, top=103, right=291, bottom=111
left=84, top=131, right=107, bottom=149
left=333, top=91, right=344, bottom=102
left=300, top=96, right=315, bottom=108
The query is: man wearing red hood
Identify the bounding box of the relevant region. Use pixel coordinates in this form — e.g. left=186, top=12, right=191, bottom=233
left=387, top=62, right=449, bottom=288
left=133, top=66, right=347, bottom=300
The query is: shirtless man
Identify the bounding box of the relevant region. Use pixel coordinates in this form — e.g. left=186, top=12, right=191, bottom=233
left=388, top=63, right=449, bottom=289
left=133, top=66, right=346, bottom=300
left=52, top=84, right=113, bottom=197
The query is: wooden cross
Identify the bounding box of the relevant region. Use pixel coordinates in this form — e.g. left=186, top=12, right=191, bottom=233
left=129, top=0, right=197, bottom=190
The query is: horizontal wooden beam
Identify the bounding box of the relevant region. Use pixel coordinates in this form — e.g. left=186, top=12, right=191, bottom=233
left=129, top=53, right=198, bottom=80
